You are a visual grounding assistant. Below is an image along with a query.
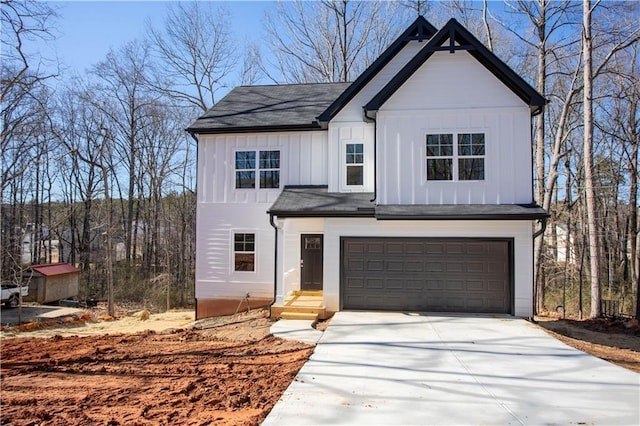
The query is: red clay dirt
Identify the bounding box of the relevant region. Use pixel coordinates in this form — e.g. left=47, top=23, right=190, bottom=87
left=2, top=307, right=639, bottom=425
left=535, top=316, right=640, bottom=374
left=0, top=309, right=313, bottom=426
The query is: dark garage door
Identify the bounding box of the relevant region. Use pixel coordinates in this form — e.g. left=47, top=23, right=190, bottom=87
left=341, top=238, right=512, bottom=314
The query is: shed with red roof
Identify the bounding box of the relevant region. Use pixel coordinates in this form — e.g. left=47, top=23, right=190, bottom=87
left=23, top=263, right=80, bottom=304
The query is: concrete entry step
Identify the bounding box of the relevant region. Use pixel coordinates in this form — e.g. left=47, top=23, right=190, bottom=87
left=279, top=311, right=319, bottom=321
left=270, top=319, right=323, bottom=344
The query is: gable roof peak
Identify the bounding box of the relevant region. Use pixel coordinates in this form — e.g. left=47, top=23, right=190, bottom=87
left=365, top=17, right=547, bottom=114
left=406, top=15, right=438, bottom=42
left=317, top=15, right=438, bottom=122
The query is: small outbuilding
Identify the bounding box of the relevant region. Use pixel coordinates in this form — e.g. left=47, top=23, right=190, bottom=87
left=23, top=263, right=80, bottom=304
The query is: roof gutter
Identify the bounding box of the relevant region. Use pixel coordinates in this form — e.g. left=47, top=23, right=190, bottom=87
left=186, top=129, right=198, bottom=143
left=186, top=123, right=324, bottom=135
left=376, top=213, right=550, bottom=221
left=532, top=216, right=547, bottom=239
left=531, top=104, right=545, bottom=117
left=531, top=216, right=548, bottom=321
left=268, top=213, right=279, bottom=317
left=268, top=210, right=375, bottom=219
left=364, top=108, right=377, bottom=203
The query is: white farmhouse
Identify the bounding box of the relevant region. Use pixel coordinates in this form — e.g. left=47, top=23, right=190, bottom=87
left=188, top=17, right=548, bottom=320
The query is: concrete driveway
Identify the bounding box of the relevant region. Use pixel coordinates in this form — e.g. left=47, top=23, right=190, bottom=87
left=0, top=305, right=83, bottom=326
left=263, top=312, right=639, bottom=425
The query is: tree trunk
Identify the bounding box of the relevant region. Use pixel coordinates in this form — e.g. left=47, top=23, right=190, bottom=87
left=101, top=160, right=115, bottom=318
left=583, top=0, right=601, bottom=318
left=628, top=98, right=639, bottom=319
left=533, top=1, right=547, bottom=314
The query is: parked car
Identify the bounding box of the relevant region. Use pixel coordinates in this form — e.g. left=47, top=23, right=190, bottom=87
left=1, top=283, right=29, bottom=308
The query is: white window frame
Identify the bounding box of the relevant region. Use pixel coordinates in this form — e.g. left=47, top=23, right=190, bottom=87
left=235, top=150, right=256, bottom=189
left=231, top=231, right=257, bottom=273
left=341, top=141, right=365, bottom=190
left=425, top=131, right=486, bottom=182
left=234, top=149, right=281, bottom=190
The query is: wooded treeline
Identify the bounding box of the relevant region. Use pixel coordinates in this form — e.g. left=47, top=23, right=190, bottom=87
left=1, top=0, right=638, bottom=318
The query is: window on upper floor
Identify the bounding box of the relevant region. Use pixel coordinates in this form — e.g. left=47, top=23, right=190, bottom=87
left=426, top=133, right=485, bottom=181
left=259, top=150, right=280, bottom=188
left=345, top=143, right=364, bottom=186
left=235, top=151, right=256, bottom=188
left=233, top=233, right=255, bottom=271
left=235, top=150, right=280, bottom=189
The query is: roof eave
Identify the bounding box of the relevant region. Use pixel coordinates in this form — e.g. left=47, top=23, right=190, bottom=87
left=375, top=212, right=550, bottom=221
left=268, top=210, right=375, bottom=218
left=187, top=123, right=324, bottom=136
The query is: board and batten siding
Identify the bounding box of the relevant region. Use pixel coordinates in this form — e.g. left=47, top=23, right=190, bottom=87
left=196, top=130, right=329, bottom=300
left=376, top=50, right=533, bottom=205
left=195, top=203, right=274, bottom=299
left=327, top=123, right=375, bottom=192
left=197, top=131, right=328, bottom=204
left=319, top=218, right=534, bottom=317
left=324, top=41, right=425, bottom=194
left=332, top=40, right=424, bottom=123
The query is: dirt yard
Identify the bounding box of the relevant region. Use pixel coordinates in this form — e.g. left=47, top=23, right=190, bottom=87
left=0, top=308, right=313, bottom=426
left=535, top=316, right=640, bottom=373
left=1, top=307, right=638, bottom=426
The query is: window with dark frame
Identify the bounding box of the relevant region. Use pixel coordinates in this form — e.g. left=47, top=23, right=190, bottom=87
left=234, top=233, right=255, bottom=272
left=259, top=150, right=280, bottom=188
left=457, top=133, right=485, bottom=180
left=426, top=133, right=485, bottom=181
left=235, top=151, right=256, bottom=188
left=426, top=134, right=453, bottom=181
left=346, top=143, right=364, bottom=186
left=235, top=150, right=280, bottom=189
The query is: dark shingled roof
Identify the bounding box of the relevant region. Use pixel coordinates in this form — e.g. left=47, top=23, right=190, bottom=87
left=268, top=186, right=375, bottom=217
left=269, top=187, right=548, bottom=220
left=188, top=83, right=351, bottom=134
left=375, top=204, right=549, bottom=220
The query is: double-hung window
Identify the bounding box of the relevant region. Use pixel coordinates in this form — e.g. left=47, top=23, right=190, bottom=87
left=235, top=150, right=280, bottom=189
left=426, top=133, right=485, bottom=181
left=457, top=133, right=485, bottom=180
left=235, top=151, right=256, bottom=188
left=234, top=233, right=255, bottom=271
left=345, top=143, right=364, bottom=186
left=259, top=151, right=280, bottom=188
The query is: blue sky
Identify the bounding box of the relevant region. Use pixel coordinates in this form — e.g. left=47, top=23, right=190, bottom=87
left=32, top=1, right=274, bottom=92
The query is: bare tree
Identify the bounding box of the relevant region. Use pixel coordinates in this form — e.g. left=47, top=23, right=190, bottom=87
left=146, top=1, right=236, bottom=111
left=137, top=101, right=183, bottom=273
left=1, top=0, right=58, bottom=105
left=583, top=0, right=601, bottom=318
left=91, top=40, right=158, bottom=268
left=81, top=128, right=116, bottom=318
left=592, top=34, right=640, bottom=319
left=496, top=0, right=581, bottom=312
left=53, top=82, right=104, bottom=272
left=264, top=0, right=408, bottom=83
left=402, top=0, right=430, bottom=17
left=582, top=0, right=640, bottom=317
left=1, top=0, right=59, bottom=285
left=239, top=42, right=264, bottom=86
